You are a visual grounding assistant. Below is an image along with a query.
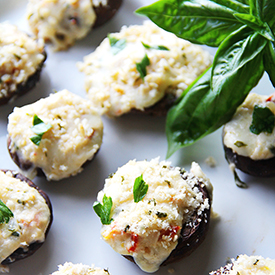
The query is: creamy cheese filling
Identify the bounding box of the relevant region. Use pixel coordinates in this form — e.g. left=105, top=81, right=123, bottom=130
left=51, top=262, right=110, bottom=275
left=7, top=89, right=103, bottom=181
left=97, top=158, right=212, bottom=273
left=0, top=170, right=51, bottom=263
left=0, top=22, right=45, bottom=99
left=78, top=21, right=212, bottom=117
left=223, top=93, right=275, bottom=160
left=26, top=0, right=98, bottom=51
left=210, top=254, right=275, bottom=275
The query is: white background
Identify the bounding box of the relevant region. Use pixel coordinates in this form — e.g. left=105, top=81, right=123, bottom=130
left=1, top=0, right=275, bottom=274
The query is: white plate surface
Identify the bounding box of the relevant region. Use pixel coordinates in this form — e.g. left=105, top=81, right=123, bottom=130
left=1, top=1, right=275, bottom=274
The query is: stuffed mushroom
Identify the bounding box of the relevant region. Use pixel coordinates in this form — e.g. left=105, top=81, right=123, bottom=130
left=93, top=158, right=213, bottom=273
left=26, top=0, right=122, bottom=51
left=209, top=254, right=275, bottom=275
left=0, top=169, right=52, bottom=265
left=51, top=262, right=110, bottom=275
left=78, top=21, right=212, bottom=117
left=7, top=89, right=103, bottom=181
left=0, top=22, right=46, bottom=105
left=223, top=93, right=275, bottom=179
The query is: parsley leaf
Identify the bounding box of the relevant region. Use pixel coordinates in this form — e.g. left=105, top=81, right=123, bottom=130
left=0, top=199, right=13, bottom=224
left=108, top=34, right=126, bottom=55
left=136, top=54, right=150, bottom=80
left=249, top=105, right=275, bottom=135
left=133, top=174, right=148, bottom=203
left=30, top=115, right=52, bottom=146
left=141, top=42, right=169, bottom=51
left=93, top=194, right=113, bottom=225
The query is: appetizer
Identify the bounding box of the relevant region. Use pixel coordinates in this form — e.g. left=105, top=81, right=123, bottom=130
left=51, top=262, right=110, bottom=275
left=209, top=254, right=275, bottom=274
left=223, top=93, right=275, bottom=178
left=26, top=0, right=122, bottom=51
left=94, top=158, right=213, bottom=272
left=7, top=89, right=103, bottom=181
left=0, top=169, right=52, bottom=265
left=0, top=22, right=46, bottom=105
left=78, top=21, right=212, bottom=117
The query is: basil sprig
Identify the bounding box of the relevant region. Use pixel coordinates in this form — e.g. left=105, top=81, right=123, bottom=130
left=133, top=174, right=148, bottom=203
left=136, top=0, right=275, bottom=157
left=93, top=194, right=113, bottom=225
left=0, top=199, right=13, bottom=224
left=30, top=115, right=52, bottom=146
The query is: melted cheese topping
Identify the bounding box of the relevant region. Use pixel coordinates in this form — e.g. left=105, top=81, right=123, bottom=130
left=78, top=21, right=212, bottom=117
left=26, top=0, right=99, bottom=51
left=210, top=254, right=275, bottom=275
left=51, top=262, right=110, bottom=275
left=223, top=93, right=275, bottom=160
left=0, top=170, right=51, bottom=263
left=0, top=22, right=45, bottom=100
left=97, top=158, right=212, bottom=272
left=7, top=89, right=103, bottom=181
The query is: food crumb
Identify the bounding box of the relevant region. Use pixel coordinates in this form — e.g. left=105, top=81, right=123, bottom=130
left=0, top=265, right=9, bottom=273
left=168, top=268, right=175, bottom=274
left=205, top=156, right=217, bottom=167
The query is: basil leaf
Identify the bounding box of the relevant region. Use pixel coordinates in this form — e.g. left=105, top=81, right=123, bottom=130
left=0, top=199, right=13, bottom=224
left=108, top=34, right=126, bottom=55
left=166, top=27, right=266, bottom=157
left=30, top=115, right=52, bottom=146
left=136, top=54, right=150, bottom=80
left=93, top=194, right=113, bottom=225
left=249, top=105, right=275, bottom=134
left=261, top=0, right=275, bottom=28
left=263, top=41, right=275, bottom=86
left=233, top=13, right=275, bottom=41
left=142, top=42, right=169, bottom=51
left=133, top=174, right=148, bottom=203
left=211, top=26, right=266, bottom=91
left=136, top=0, right=245, bottom=47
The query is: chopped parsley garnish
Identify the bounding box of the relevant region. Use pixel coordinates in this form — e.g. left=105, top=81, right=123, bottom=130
left=249, top=105, right=275, bottom=135
left=136, top=54, right=150, bottom=81
left=133, top=174, right=148, bottom=202
left=0, top=199, right=13, bottom=224
left=93, top=194, right=113, bottom=225
left=234, top=141, right=247, bottom=148
left=30, top=115, right=52, bottom=146
left=141, top=42, right=169, bottom=51
left=108, top=34, right=126, bottom=55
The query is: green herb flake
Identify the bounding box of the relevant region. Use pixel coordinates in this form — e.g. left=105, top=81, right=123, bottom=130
left=234, top=141, right=247, bottom=147
left=0, top=199, right=13, bottom=224
left=13, top=54, right=21, bottom=60
left=249, top=105, right=275, bottom=135
left=133, top=174, right=148, bottom=203
left=108, top=34, right=126, bottom=55
left=141, top=42, right=169, bottom=51
left=93, top=194, right=113, bottom=225
left=30, top=115, right=52, bottom=146
left=156, top=211, right=167, bottom=218
left=253, top=259, right=259, bottom=265
left=11, top=231, right=20, bottom=237
left=136, top=54, right=150, bottom=81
